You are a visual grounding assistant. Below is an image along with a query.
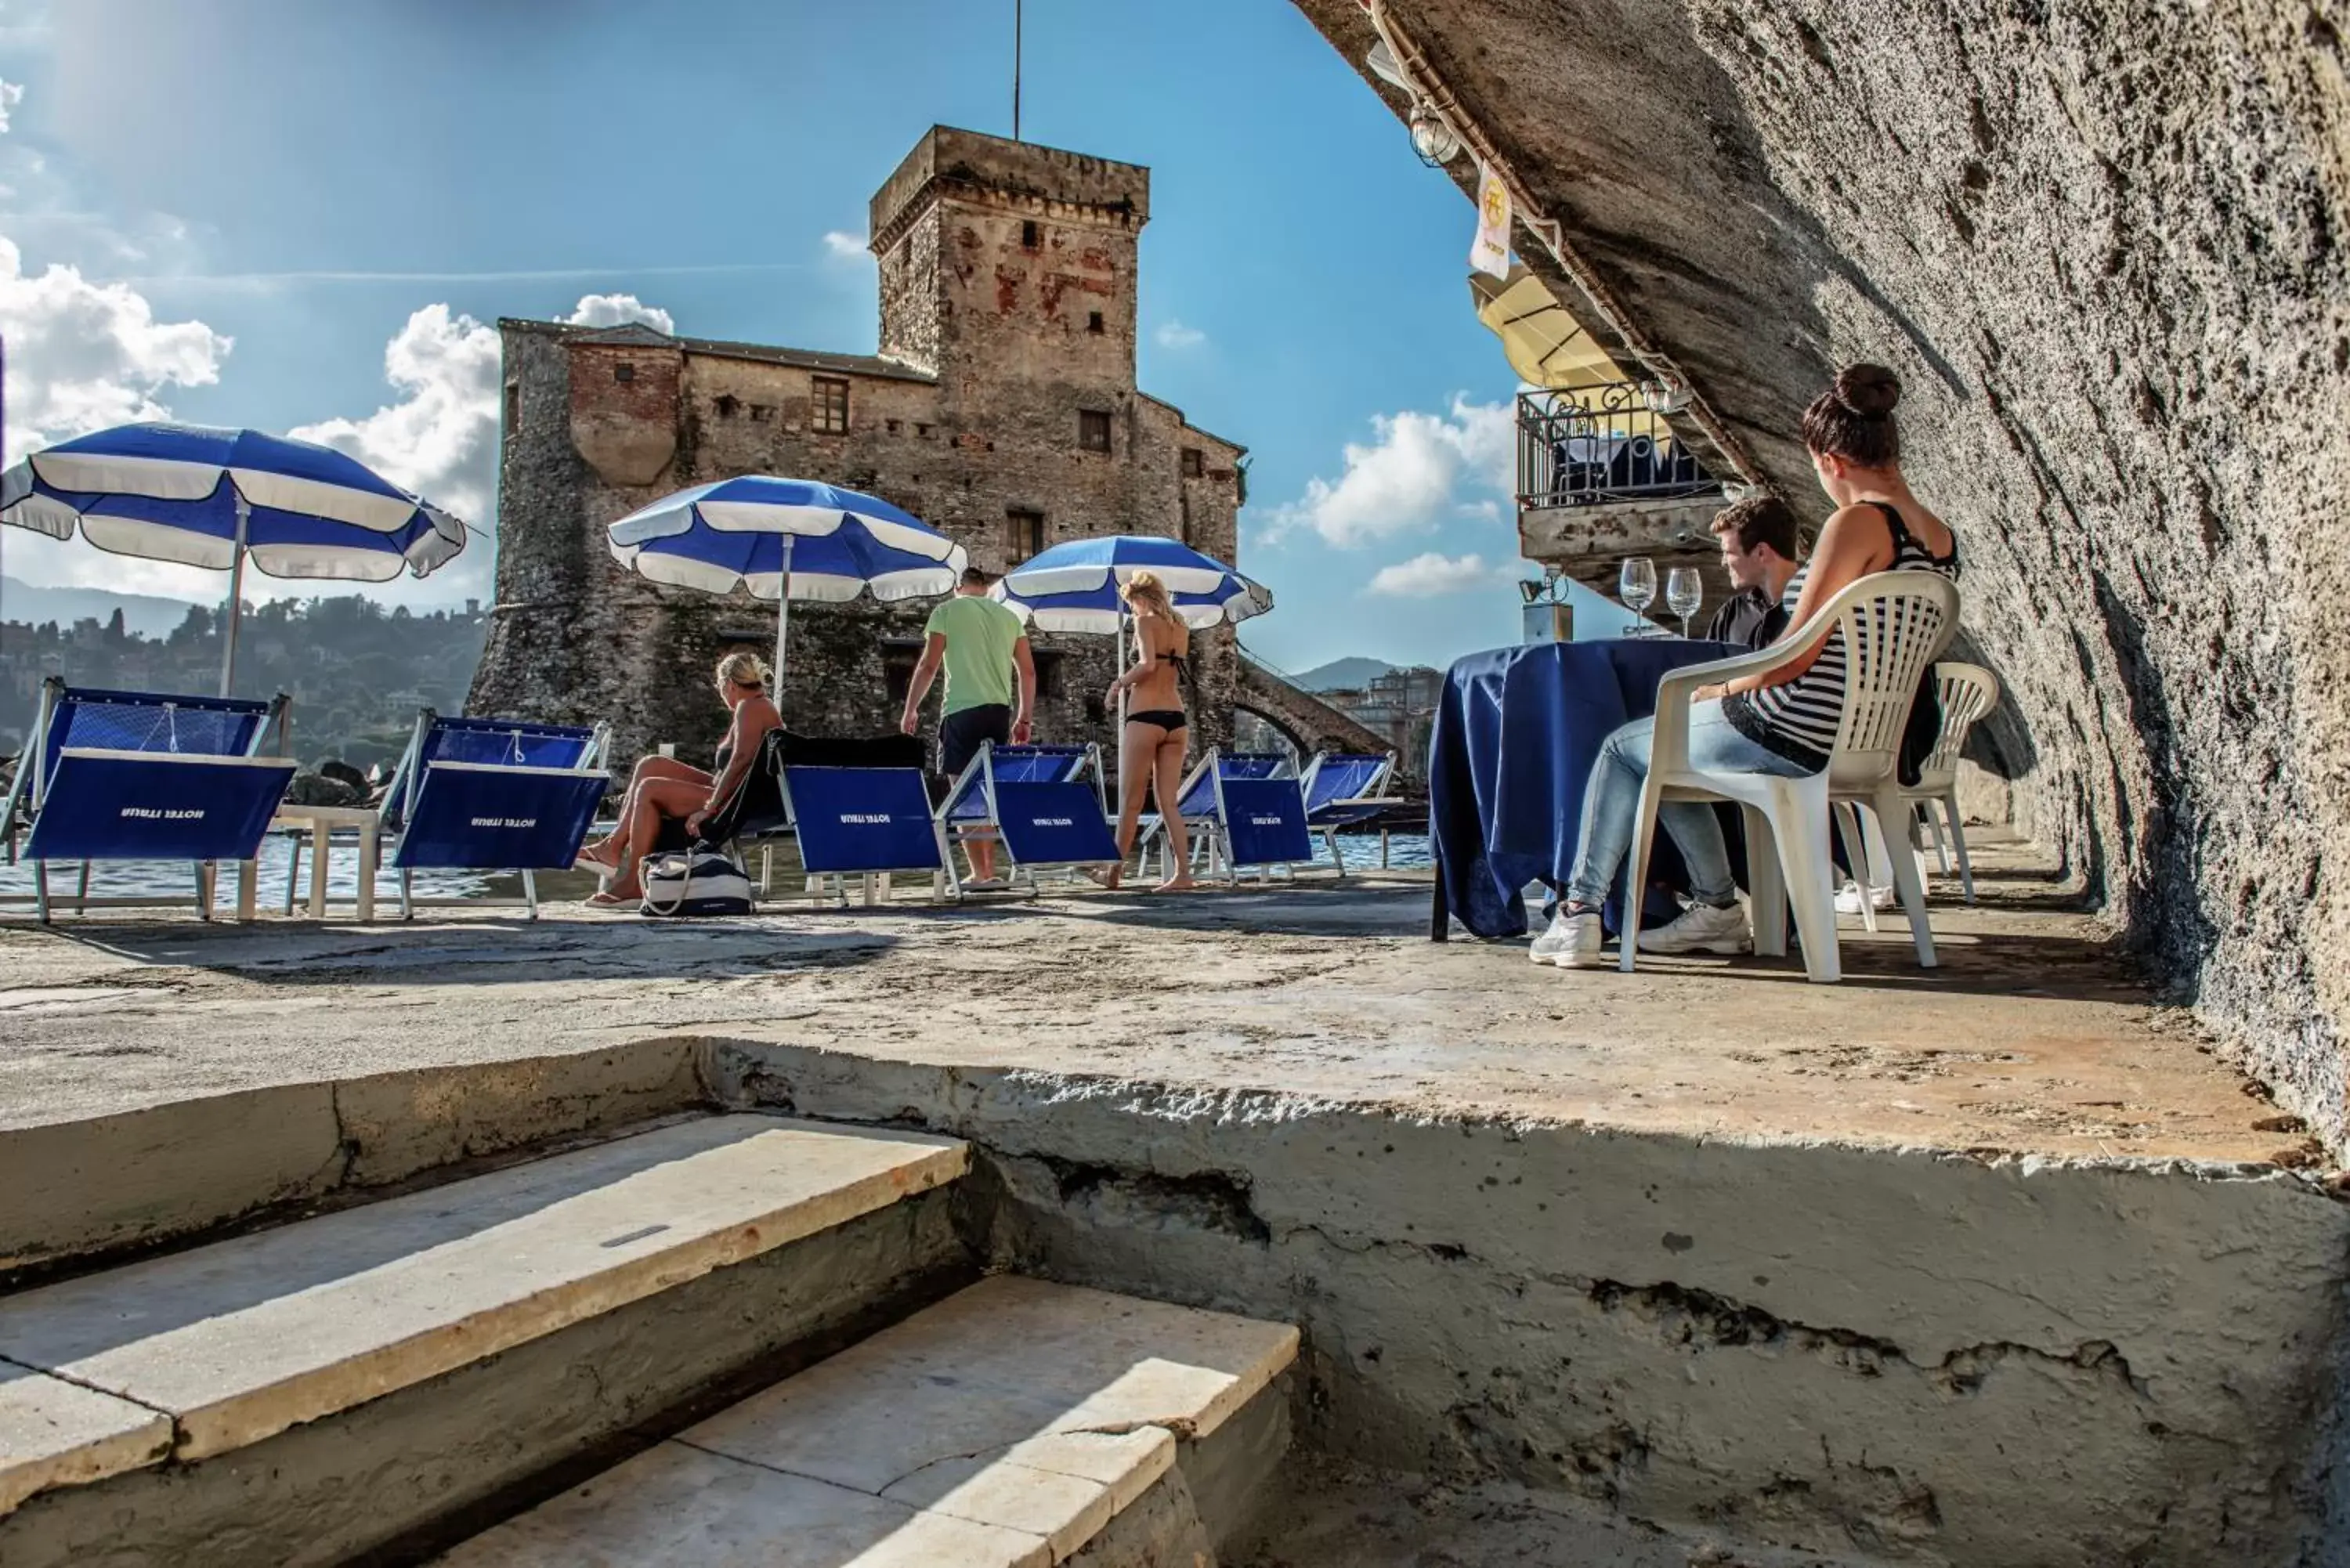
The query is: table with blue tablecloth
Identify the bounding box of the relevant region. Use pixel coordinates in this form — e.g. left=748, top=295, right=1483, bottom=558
left=1426, top=637, right=1744, bottom=941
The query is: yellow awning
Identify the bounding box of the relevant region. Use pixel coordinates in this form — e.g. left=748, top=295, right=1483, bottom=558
left=1470, top=266, right=1627, bottom=394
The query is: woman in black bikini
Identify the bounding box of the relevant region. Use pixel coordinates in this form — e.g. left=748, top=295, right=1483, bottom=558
left=1095, top=571, right=1197, bottom=892
left=578, top=651, right=781, bottom=905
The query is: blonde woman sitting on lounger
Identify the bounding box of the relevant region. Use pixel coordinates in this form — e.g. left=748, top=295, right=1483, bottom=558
left=578, top=652, right=781, bottom=906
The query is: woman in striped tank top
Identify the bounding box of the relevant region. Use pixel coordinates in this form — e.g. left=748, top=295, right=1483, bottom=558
left=1535, top=364, right=1960, bottom=968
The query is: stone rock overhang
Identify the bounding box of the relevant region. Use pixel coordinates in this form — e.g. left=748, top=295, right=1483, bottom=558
left=1290, top=0, right=2350, bottom=1154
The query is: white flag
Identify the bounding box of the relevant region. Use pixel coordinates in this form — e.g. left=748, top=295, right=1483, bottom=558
left=1470, top=161, right=1512, bottom=280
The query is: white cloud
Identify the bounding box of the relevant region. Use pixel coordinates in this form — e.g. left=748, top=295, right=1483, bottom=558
left=1367, top=551, right=1504, bottom=598
left=288, top=303, right=503, bottom=528
left=0, top=233, right=232, bottom=465
left=1264, top=396, right=1515, bottom=548
left=1155, top=320, right=1205, bottom=350
left=0, top=78, right=23, bottom=134
left=822, top=229, right=870, bottom=262
left=280, top=291, right=671, bottom=602
left=289, top=290, right=674, bottom=540
left=561, top=291, right=673, bottom=334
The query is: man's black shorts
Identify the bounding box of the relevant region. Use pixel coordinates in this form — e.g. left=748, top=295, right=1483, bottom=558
left=938, top=703, right=1012, bottom=779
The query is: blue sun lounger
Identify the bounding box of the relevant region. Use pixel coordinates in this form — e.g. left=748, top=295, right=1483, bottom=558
left=938, top=742, right=1119, bottom=892
left=375, top=711, right=611, bottom=919
left=1300, top=750, right=1403, bottom=879
left=780, top=763, right=945, bottom=903
left=684, top=729, right=944, bottom=907
left=1, top=677, right=296, bottom=921
left=1138, top=748, right=1314, bottom=884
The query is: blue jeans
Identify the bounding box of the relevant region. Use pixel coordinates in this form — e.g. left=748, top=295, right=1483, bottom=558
left=1565, top=700, right=1812, bottom=910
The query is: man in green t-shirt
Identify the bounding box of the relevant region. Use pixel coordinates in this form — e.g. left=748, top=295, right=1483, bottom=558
left=901, top=566, right=1036, bottom=884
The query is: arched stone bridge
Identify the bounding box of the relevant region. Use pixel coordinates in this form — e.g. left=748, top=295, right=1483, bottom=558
left=1235, top=658, right=1421, bottom=790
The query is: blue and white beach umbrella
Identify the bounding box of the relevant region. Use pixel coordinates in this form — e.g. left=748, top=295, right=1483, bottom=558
left=991, top=535, right=1273, bottom=724
left=991, top=535, right=1274, bottom=634
left=0, top=422, right=468, bottom=695
left=606, top=475, right=967, bottom=679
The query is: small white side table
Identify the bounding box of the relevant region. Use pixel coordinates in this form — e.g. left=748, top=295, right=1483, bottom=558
left=267, top=805, right=385, bottom=921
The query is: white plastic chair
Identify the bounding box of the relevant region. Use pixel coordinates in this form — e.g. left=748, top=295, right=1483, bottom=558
left=1622, top=570, right=1961, bottom=984
left=1904, top=662, right=2000, bottom=903
left=1832, top=660, right=2001, bottom=920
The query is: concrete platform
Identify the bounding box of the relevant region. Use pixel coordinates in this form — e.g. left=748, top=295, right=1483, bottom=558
left=0, top=1115, right=964, bottom=1508
left=434, top=1274, right=1298, bottom=1566
left=0, top=835, right=2307, bottom=1166
left=4, top=837, right=2343, bottom=1564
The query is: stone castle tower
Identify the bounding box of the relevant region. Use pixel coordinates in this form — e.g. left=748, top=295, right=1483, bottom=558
left=468, top=126, right=1246, bottom=768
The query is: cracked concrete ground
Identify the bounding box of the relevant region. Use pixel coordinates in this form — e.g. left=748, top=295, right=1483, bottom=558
left=0, top=834, right=2308, bottom=1167
left=2, top=833, right=2344, bottom=1566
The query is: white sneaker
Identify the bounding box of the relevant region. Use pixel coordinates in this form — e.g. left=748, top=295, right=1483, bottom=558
left=1636, top=900, right=1750, bottom=956
left=1835, top=880, right=1896, bottom=916
left=1529, top=909, right=1606, bottom=968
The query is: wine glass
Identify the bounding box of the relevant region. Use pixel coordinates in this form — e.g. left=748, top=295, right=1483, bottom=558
left=1665, top=566, right=1703, bottom=638
left=1618, top=557, right=1658, bottom=635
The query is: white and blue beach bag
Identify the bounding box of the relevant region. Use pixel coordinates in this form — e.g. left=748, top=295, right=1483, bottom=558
left=638, top=845, right=755, bottom=918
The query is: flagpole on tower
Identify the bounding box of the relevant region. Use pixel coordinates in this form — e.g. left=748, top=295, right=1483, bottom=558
left=1012, top=0, right=1023, bottom=142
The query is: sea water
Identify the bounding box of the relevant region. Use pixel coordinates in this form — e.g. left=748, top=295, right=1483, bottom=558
left=0, top=833, right=1429, bottom=911
left=1327, top=832, right=1431, bottom=871
left=0, top=853, right=490, bottom=909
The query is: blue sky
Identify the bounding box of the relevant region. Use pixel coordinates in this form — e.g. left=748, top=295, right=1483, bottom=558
left=0, top=0, right=1539, bottom=674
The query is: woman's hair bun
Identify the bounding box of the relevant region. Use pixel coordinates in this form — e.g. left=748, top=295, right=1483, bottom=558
left=1834, top=363, right=1901, bottom=418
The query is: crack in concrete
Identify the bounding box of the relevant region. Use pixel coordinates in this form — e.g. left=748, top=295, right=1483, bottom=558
left=1273, top=1219, right=2153, bottom=1398
left=670, top=1418, right=1186, bottom=1508
left=0, top=1349, right=180, bottom=1428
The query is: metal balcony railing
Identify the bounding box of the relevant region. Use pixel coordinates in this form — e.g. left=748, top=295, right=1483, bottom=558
left=1517, top=386, right=1722, bottom=511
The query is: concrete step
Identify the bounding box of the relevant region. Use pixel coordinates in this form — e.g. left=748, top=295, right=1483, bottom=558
left=0, top=1114, right=967, bottom=1523
left=436, top=1274, right=1300, bottom=1567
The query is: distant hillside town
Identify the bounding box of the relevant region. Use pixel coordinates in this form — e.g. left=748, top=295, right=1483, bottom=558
left=0, top=596, right=488, bottom=771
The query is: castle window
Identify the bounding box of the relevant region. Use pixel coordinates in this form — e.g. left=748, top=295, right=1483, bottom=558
left=613, top=363, right=635, bottom=383
left=714, top=394, right=741, bottom=418
left=916, top=423, right=932, bottom=438
left=812, top=376, right=850, bottom=434
left=1005, top=508, right=1046, bottom=564
left=1078, top=410, right=1112, bottom=453
left=1021, top=219, right=1041, bottom=250
left=748, top=404, right=776, bottom=422
left=1180, top=446, right=1204, bottom=478
left=1032, top=649, right=1065, bottom=699
left=882, top=644, right=920, bottom=708
left=503, top=382, right=519, bottom=432
left=1086, top=311, right=1104, bottom=334
left=886, top=417, right=902, bottom=433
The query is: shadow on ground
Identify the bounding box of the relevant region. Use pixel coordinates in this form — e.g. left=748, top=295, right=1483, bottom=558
left=38, top=921, right=902, bottom=988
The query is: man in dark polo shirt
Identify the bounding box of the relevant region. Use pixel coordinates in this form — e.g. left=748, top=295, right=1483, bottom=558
left=1704, top=494, right=1802, bottom=649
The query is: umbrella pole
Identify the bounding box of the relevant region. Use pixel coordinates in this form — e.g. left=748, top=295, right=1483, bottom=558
left=773, top=534, right=793, bottom=692
left=219, top=496, right=251, bottom=697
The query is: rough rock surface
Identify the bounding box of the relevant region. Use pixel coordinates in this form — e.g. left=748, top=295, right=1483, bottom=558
left=1292, top=0, right=2350, bottom=1150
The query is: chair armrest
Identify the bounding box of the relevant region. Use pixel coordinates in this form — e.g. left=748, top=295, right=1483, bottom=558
left=1647, top=622, right=1839, bottom=775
